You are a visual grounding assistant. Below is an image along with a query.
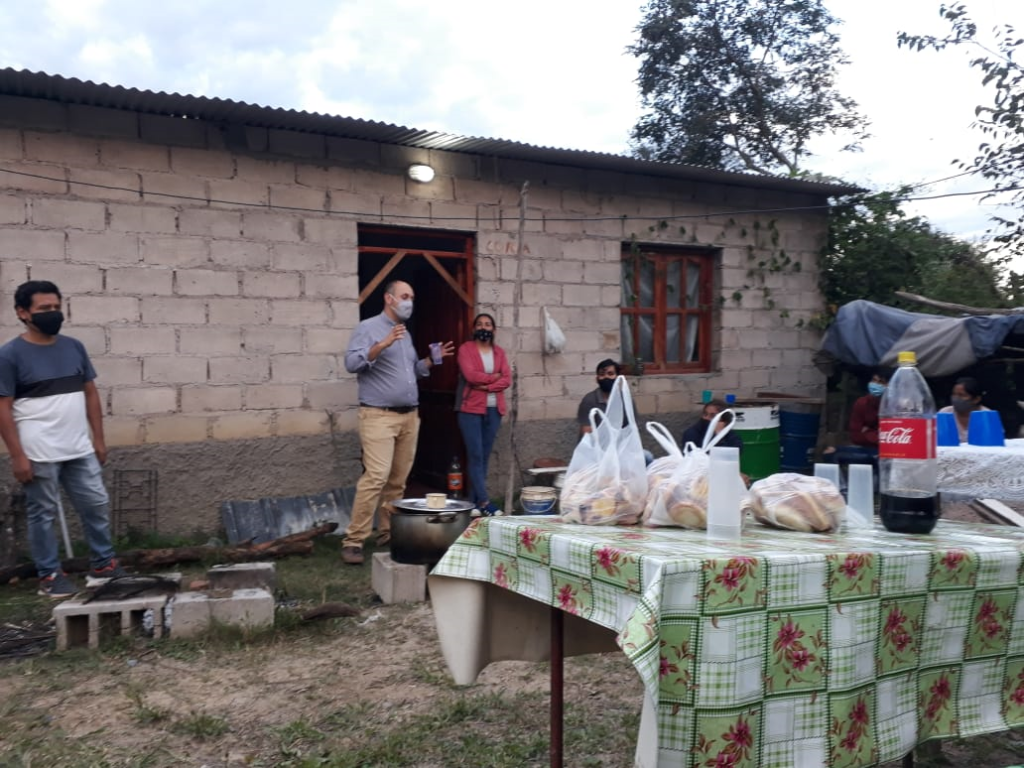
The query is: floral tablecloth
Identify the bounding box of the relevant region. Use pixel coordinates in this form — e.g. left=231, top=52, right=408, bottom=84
left=431, top=516, right=1024, bottom=768
left=939, top=438, right=1024, bottom=502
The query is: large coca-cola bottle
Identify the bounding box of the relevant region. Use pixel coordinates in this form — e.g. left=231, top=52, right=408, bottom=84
left=878, top=351, right=940, bottom=533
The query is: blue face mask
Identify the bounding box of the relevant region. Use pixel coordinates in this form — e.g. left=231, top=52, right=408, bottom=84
left=867, top=382, right=886, bottom=397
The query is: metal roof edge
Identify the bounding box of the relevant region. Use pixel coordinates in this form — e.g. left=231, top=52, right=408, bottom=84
left=0, top=68, right=863, bottom=198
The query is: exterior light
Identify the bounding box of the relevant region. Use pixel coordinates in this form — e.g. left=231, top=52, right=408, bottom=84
left=408, top=164, right=435, bottom=183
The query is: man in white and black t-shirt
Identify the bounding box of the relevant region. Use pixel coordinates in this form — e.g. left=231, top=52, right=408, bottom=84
left=0, top=280, right=124, bottom=598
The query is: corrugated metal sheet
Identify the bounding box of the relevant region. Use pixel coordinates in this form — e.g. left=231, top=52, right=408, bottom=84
left=0, top=68, right=860, bottom=197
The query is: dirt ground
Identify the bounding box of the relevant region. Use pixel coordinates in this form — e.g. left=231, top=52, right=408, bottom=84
left=1, top=510, right=1023, bottom=767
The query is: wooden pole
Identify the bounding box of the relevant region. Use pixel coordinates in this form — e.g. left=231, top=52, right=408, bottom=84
left=504, top=181, right=529, bottom=513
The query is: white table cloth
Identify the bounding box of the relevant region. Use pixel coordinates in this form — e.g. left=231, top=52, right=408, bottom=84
left=938, top=438, right=1024, bottom=502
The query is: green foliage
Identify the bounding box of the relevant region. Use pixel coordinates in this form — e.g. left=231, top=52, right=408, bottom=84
left=898, top=2, right=1024, bottom=262
left=630, top=0, right=868, bottom=175
left=821, top=190, right=1008, bottom=314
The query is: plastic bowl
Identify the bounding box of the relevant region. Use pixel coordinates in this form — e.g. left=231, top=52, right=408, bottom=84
left=520, top=486, right=558, bottom=515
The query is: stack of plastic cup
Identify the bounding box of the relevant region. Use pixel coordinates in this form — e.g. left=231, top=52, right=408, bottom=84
left=936, top=412, right=960, bottom=446
left=813, top=463, right=842, bottom=492
left=967, top=410, right=1005, bottom=446
left=846, top=464, right=875, bottom=528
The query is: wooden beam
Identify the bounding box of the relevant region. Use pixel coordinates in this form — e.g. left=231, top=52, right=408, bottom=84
left=358, top=250, right=408, bottom=305
left=895, top=290, right=1024, bottom=316
left=422, top=252, right=472, bottom=307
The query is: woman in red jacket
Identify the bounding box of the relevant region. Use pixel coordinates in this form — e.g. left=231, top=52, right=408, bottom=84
left=456, top=313, right=512, bottom=516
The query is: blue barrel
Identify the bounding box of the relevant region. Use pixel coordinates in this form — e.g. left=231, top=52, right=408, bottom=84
left=779, top=409, right=820, bottom=473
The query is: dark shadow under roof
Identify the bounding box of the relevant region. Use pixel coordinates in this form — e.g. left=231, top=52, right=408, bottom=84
left=0, top=68, right=861, bottom=197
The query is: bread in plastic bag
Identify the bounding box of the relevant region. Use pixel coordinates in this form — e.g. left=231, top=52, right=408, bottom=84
left=641, top=413, right=736, bottom=530
left=560, top=377, right=646, bottom=525
left=744, top=473, right=845, bottom=533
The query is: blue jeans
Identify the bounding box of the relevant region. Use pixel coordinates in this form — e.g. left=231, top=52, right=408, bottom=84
left=23, top=454, right=116, bottom=577
left=458, top=408, right=502, bottom=505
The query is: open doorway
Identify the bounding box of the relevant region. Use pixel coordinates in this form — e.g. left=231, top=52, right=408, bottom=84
left=356, top=225, right=475, bottom=490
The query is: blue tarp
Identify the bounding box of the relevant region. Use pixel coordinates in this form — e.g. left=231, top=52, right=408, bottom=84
left=819, top=300, right=1024, bottom=377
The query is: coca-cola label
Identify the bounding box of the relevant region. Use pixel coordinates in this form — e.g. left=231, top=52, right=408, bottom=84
left=878, top=418, right=936, bottom=460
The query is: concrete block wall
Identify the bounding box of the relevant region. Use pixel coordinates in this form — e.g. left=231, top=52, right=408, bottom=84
left=0, top=97, right=829, bottom=529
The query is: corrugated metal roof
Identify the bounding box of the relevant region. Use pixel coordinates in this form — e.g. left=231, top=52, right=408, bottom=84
left=0, top=68, right=860, bottom=197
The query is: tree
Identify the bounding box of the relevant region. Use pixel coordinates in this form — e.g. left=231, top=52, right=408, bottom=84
left=821, top=190, right=1008, bottom=313
left=898, top=3, right=1024, bottom=259
left=630, top=0, right=869, bottom=176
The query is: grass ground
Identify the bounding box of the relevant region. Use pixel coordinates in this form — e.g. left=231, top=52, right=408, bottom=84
left=0, top=537, right=1022, bottom=767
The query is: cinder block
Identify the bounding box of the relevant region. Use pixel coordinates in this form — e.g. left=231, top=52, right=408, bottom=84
left=109, top=326, right=176, bottom=355
left=208, top=587, right=275, bottom=628
left=208, top=355, right=269, bottom=384
left=93, top=356, right=142, bottom=386
left=106, top=267, right=174, bottom=296
left=242, top=326, right=303, bottom=354
left=269, top=353, right=335, bottom=383
left=209, top=411, right=273, bottom=440
left=371, top=552, right=427, bottom=604
left=208, top=298, right=269, bottom=325
left=235, top=156, right=296, bottom=185
left=181, top=385, right=242, bottom=413
left=243, top=384, right=303, bottom=410
left=108, top=204, right=177, bottom=235
left=175, top=269, right=239, bottom=297
left=303, top=274, right=352, bottom=300
left=179, top=327, right=242, bottom=355
left=68, top=104, right=139, bottom=139
left=141, top=296, right=206, bottom=324
left=171, top=147, right=235, bottom=178
left=24, top=131, right=99, bottom=166
left=143, top=356, right=207, bottom=384
left=0, top=128, right=22, bottom=160
left=561, top=284, right=603, bottom=307
left=207, top=563, right=276, bottom=592
left=0, top=228, right=66, bottom=262
left=68, top=231, right=141, bottom=266
left=54, top=593, right=171, bottom=650
left=100, top=139, right=171, bottom=172
left=69, top=168, right=142, bottom=203
left=208, top=179, right=269, bottom=209
left=168, top=591, right=211, bottom=638
left=110, top=387, right=178, bottom=416
left=141, top=235, right=210, bottom=268
left=269, top=184, right=327, bottom=212
left=69, top=295, right=140, bottom=325
left=179, top=208, right=242, bottom=238
left=301, top=218, right=357, bottom=246
left=275, top=409, right=329, bottom=436
left=268, top=129, right=326, bottom=159
left=0, top=194, right=25, bottom=225
left=210, top=239, right=271, bottom=269
left=242, top=271, right=301, bottom=298
left=270, top=299, right=331, bottom=327
left=29, top=198, right=106, bottom=230
left=143, top=415, right=209, bottom=443
left=271, top=242, right=331, bottom=272
left=141, top=172, right=209, bottom=206
left=242, top=211, right=302, bottom=242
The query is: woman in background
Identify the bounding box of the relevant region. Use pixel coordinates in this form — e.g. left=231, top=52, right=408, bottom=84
left=938, top=377, right=990, bottom=443
left=456, top=313, right=511, bottom=516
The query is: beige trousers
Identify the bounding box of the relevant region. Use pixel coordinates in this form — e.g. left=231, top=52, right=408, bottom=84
left=342, top=407, right=420, bottom=549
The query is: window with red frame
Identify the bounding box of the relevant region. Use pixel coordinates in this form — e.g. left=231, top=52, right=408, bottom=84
left=620, top=245, right=714, bottom=373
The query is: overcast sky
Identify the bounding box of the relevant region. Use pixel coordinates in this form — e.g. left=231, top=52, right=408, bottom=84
left=1, top=0, right=1021, bottom=266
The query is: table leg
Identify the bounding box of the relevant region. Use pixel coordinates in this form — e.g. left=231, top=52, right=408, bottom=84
left=551, top=605, right=564, bottom=768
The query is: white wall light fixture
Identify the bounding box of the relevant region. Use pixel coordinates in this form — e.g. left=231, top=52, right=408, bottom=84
left=407, top=163, right=435, bottom=183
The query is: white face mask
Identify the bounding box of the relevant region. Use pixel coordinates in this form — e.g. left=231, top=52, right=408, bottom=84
left=393, top=299, right=413, bottom=321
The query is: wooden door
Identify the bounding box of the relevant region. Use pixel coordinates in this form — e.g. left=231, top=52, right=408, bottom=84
left=357, top=226, right=474, bottom=490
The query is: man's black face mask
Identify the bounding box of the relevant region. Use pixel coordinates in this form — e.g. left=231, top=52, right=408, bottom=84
left=30, top=310, right=63, bottom=336
left=598, top=378, right=615, bottom=394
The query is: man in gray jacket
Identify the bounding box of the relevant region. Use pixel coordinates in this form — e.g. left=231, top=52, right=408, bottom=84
left=340, top=280, right=453, bottom=565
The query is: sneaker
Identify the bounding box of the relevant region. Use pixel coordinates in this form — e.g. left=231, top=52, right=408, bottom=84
left=87, top=558, right=127, bottom=583
left=38, top=571, right=77, bottom=599
left=481, top=502, right=503, bottom=517
left=341, top=546, right=365, bottom=565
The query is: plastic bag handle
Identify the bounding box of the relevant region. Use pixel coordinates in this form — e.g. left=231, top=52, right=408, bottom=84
left=701, top=408, right=736, bottom=452
left=646, top=421, right=684, bottom=460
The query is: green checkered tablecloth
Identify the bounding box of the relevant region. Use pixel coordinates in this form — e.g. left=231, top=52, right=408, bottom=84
left=431, top=517, right=1024, bottom=768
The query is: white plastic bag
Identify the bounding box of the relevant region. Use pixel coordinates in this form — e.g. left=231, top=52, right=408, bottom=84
left=642, top=413, right=737, bottom=529
left=560, top=376, right=647, bottom=525
left=543, top=308, right=566, bottom=355
left=743, top=473, right=846, bottom=533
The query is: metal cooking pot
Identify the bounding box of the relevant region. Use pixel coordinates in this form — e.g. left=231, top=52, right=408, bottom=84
left=389, top=498, right=476, bottom=565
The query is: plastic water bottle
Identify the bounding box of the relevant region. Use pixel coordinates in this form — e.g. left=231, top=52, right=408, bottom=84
left=878, top=351, right=939, bottom=533
left=446, top=456, right=464, bottom=499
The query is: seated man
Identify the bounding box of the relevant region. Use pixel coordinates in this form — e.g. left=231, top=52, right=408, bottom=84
left=576, top=358, right=621, bottom=437
left=681, top=399, right=743, bottom=451
left=826, top=369, right=889, bottom=466
left=575, top=359, right=653, bottom=464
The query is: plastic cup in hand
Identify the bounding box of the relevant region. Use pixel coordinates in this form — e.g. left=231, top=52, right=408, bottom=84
left=967, top=410, right=1005, bottom=446
left=936, top=412, right=960, bottom=446
left=429, top=342, right=443, bottom=365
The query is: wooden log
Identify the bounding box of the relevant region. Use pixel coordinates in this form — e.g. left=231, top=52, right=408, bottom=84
left=894, top=290, right=1023, bottom=316
left=0, top=522, right=337, bottom=585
